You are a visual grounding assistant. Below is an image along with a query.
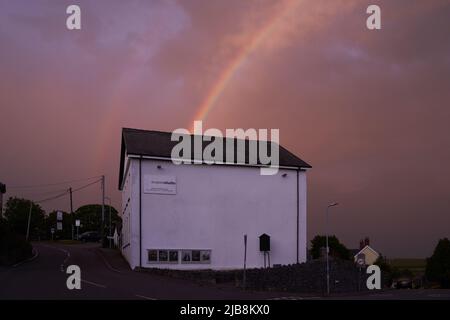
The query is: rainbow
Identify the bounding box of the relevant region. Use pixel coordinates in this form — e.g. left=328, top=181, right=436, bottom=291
left=93, top=0, right=300, bottom=171
left=190, top=0, right=299, bottom=132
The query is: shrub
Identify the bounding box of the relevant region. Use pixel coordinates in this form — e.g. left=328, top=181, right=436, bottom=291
left=426, top=238, right=450, bottom=288
left=0, top=219, right=33, bottom=266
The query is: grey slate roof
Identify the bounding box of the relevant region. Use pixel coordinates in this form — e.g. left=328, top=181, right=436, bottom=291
left=119, top=128, right=311, bottom=189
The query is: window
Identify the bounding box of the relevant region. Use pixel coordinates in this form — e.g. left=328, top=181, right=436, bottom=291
left=148, top=249, right=211, bottom=264
left=169, top=251, right=178, bottom=262
left=181, top=250, right=191, bottom=262
left=148, top=250, right=157, bottom=262
left=158, top=250, right=168, bottom=262
left=147, top=249, right=179, bottom=263
left=201, top=250, right=211, bottom=263
left=181, top=250, right=211, bottom=264
left=192, top=250, right=201, bottom=262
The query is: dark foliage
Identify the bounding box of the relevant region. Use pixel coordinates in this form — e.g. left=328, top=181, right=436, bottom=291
left=426, top=238, right=450, bottom=288
left=310, top=235, right=351, bottom=260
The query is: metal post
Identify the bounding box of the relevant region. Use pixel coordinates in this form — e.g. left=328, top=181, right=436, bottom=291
left=26, top=201, right=32, bottom=241
left=243, top=234, right=247, bottom=290
left=109, top=200, right=112, bottom=249
left=101, top=175, right=105, bottom=246
left=69, top=187, right=73, bottom=240
left=326, top=206, right=330, bottom=296
left=325, top=202, right=338, bottom=296
left=0, top=182, right=5, bottom=218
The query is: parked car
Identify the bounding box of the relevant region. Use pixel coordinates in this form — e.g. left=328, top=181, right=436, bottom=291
left=78, top=231, right=101, bottom=242
left=395, top=277, right=413, bottom=289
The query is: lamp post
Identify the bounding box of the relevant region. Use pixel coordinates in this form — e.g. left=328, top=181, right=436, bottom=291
left=326, top=202, right=339, bottom=296
left=105, top=196, right=112, bottom=249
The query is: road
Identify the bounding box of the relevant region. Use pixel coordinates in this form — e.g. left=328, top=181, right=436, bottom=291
left=0, top=242, right=287, bottom=300
left=1, top=242, right=449, bottom=300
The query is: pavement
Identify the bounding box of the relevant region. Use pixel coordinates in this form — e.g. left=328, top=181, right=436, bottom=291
left=1, top=242, right=449, bottom=300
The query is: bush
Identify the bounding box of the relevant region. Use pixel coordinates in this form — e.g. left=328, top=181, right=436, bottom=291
left=0, top=219, right=33, bottom=266
left=310, top=235, right=351, bottom=260
left=426, top=238, right=450, bottom=288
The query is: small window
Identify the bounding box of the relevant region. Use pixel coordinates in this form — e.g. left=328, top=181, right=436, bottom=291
left=192, top=250, right=201, bottom=262
left=148, top=250, right=157, bottom=262
left=181, top=250, right=191, bottom=262
left=158, top=250, right=168, bottom=262
left=201, top=250, right=211, bottom=263
left=169, top=250, right=178, bottom=262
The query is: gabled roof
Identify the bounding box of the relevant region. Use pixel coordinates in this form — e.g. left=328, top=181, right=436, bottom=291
left=353, top=245, right=380, bottom=258
left=118, top=128, right=312, bottom=189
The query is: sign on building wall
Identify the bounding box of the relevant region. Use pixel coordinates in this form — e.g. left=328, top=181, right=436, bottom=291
left=144, top=175, right=177, bottom=195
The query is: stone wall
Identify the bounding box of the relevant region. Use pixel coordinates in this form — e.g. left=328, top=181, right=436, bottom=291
left=138, top=258, right=388, bottom=294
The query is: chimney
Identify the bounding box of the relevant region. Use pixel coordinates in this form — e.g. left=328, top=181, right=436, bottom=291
left=359, top=239, right=365, bottom=250
left=364, top=237, right=370, bottom=247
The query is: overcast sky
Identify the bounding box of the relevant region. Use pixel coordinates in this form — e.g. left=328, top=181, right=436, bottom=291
left=1, top=0, right=449, bottom=258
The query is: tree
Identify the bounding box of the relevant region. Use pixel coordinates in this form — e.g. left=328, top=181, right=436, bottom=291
left=3, top=197, right=45, bottom=240
left=45, top=211, right=73, bottom=240
left=310, top=235, right=351, bottom=260
left=426, top=238, right=450, bottom=288
left=74, top=204, right=121, bottom=236
left=0, top=218, right=32, bottom=265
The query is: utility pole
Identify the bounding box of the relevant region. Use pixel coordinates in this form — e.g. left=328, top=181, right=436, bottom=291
left=109, top=201, right=112, bottom=248
left=69, top=187, right=73, bottom=240
left=101, top=175, right=105, bottom=247
left=326, top=202, right=339, bottom=296
left=0, top=182, right=5, bottom=218
left=26, top=200, right=32, bottom=241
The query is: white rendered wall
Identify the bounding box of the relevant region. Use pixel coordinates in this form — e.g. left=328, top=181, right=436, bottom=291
left=122, top=157, right=308, bottom=270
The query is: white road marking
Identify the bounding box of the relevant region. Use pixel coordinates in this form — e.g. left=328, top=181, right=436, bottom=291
left=268, top=296, right=304, bottom=300
left=81, top=279, right=107, bottom=288
left=368, top=293, right=393, bottom=297
left=135, top=294, right=157, bottom=300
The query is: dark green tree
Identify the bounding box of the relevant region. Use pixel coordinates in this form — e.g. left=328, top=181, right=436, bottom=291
left=3, top=197, right=46, bottom=240
left=74, top=204, right=121, bottom=236
left=0, top=218, right=32, bottom=265
left=45, top=211, right=73, bottom=240
left=310, top=235, right=351, bottom=260
left=426, top=238, right=450, bottom=288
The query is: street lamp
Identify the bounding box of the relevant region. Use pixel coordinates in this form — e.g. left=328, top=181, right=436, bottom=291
left=326, top=202, right=339, bottom=296
left=104, top=196, right=112, bottom=249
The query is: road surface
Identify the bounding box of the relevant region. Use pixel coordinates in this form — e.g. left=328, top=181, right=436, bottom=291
left=1, top=242, right=449, bottom=300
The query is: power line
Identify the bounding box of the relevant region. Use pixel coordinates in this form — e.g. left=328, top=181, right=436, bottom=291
left=36, top=178, right=102, bottom=204
left=17, top=188, right=69, bottom=197
left=36, top=190, right=70, bottom=204
left=71, top=178, right=102, bottom=193
left=7, top=176, right=103, bottom=189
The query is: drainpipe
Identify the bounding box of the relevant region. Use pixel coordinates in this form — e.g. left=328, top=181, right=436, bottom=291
left=296, top=169, right=299, bottom=264
left=139, top=157, right=142, bottom=268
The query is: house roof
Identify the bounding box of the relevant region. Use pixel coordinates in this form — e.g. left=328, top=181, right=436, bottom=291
left=353, top=245, right=380, bottom=258
left=118, top=128, right=311, bottom=189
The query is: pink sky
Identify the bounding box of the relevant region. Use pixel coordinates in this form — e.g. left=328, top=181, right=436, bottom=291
left=1, top=0, right=450, bottom=257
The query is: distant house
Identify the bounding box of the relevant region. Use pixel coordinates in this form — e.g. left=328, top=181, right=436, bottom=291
left=352, top=237, right=380, bottom=266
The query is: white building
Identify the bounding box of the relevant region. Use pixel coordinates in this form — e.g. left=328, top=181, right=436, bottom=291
left=118, top=128, right=311, bottom=270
